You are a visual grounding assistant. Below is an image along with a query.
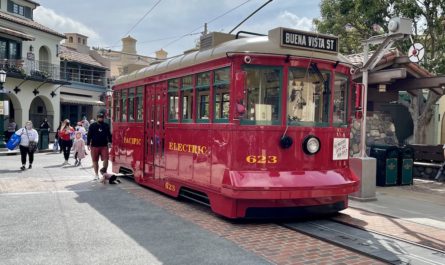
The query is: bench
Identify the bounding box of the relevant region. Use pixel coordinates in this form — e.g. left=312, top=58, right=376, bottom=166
left=408, top=144, right=444, bottom=179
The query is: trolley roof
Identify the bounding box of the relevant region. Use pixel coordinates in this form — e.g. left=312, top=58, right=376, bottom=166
left=114, top=27, right=351, bottom=85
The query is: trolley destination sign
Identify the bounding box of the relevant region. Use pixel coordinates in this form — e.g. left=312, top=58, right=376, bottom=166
left=280, top=28, right=338, bottom=54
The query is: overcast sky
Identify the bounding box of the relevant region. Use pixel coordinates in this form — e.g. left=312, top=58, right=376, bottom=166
left=35, top=0, right=321, bottom=58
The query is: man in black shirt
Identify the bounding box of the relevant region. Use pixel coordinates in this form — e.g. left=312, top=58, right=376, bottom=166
left=87, top=113, right=112, bottom=180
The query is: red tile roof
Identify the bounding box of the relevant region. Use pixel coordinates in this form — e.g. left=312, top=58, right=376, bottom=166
left=59, top=45, right=108, bottom=69
left=0, top=10, right=64, bottom=38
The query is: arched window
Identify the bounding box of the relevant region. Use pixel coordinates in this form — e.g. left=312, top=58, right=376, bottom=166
left=69, top=36, right=73, bottom=43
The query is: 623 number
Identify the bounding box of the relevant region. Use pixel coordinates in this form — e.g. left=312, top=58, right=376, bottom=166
left=246, top=155, right=278, bottom=164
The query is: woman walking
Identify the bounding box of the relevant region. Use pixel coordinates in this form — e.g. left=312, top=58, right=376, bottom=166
left=58, top=119, right=74, bottom=165
left=15, top=121, right=39, bottom=170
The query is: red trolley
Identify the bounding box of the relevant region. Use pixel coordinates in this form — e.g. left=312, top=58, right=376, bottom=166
left=111, top=27, right=360, bottom=218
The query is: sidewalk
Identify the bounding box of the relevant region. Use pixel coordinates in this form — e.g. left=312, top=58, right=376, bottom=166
left=0, top=143, right=56, bottom=156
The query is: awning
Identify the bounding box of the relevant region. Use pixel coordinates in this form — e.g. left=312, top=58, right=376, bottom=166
left=60, top=95, right=104, bottom=106
left=0, top=26, right=35, bottom=41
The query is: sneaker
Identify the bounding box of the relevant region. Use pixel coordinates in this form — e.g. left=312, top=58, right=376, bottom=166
left=20, top=165, right=26, bottom=170
left=78, top=161, right=82, bottom=166
left=74, top=160, right=79, bottom=166
left=93, top=175, right=99, bottom=181
left=63, top=160, right=68, bottom=165
left=28, top=164, right=32, bottom=169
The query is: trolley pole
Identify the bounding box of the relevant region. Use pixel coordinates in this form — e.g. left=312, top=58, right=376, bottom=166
left=350, top=17, right=412, bottom=201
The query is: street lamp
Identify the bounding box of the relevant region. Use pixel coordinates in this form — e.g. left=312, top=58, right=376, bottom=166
left=0, top=69, right=7, bottom=148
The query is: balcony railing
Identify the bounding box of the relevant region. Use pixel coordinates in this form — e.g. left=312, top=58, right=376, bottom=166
left=0, top=58, right=61, bottom=80
left=0, top=58, right=107, bottom=87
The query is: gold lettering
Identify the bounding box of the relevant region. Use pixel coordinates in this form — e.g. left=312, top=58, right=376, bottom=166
left=178, top=144, right=183, bottom=152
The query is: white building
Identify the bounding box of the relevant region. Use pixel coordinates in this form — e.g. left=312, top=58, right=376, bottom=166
left=1, top=0, right=65, bottom=135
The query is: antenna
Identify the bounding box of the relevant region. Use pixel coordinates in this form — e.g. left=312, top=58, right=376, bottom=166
left=408, top=43, right=425, bottom=63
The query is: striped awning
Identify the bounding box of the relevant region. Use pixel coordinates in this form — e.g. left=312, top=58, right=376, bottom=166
left=60, top=95, right=104, bottom=106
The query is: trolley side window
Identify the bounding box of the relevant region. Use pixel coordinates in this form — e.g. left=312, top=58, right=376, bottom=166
left=181, top=75, right=193, bottom=122
left=196, top=72, right=210, bottom=123
left=242, top=67, right=282, bottom=125
left=287, top=67, right=330, bottom=126
left=128, top=88, right=135, bottom=122
left=168, top=79, right=179, bottom=122
left=214, top=67, right=230, bottom=123
left=136, top=86, right=143, bottom=122
left=121, top=89, right=127, bottom=122
left=113, top=90, right=120, bottom=122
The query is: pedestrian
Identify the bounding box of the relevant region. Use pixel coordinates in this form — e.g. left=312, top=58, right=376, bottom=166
left=87, top=113, right=112, bottom=180
left=39, top=117, right=50, bottom=131
left=54, top=121, right=62, bottom=153
left=58, top=119, right=74, bottom=165
left=99, top=168, right=121, bottom=184
left=15, top=121, right=38, bottom=170
left=6, top=118, right=17, bottom=141
left=72, top=131, right=86, bottom=166
left=81, top=116, right=90, bottom=131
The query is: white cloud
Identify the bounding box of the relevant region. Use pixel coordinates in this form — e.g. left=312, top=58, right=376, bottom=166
left=279, top=11, right=314, bottom=31
left=34, top=6, right=104, bottom=46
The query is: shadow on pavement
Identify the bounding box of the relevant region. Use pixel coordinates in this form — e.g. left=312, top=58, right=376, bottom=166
left=0, top=169, right=24, bottom=174
left=63, top=181, right=270, bottom=265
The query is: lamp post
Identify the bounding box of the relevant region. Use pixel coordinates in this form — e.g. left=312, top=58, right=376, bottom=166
left=0, top=69, right=7, bottom=148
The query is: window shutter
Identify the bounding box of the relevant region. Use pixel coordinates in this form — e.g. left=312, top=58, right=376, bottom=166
left=7, top=0, right=13, bottom=13
left=24, top=6, right=32, bottom=19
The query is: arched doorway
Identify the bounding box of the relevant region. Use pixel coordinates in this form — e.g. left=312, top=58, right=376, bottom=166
left=38, top=46, right=51, bottom=75
left=29, top=96, right=54, bottom=130
left=2, top=93, right=22, bottom=140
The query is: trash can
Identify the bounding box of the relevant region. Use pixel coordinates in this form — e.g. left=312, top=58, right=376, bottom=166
left=39, top=130, right=49, bottom=150
left=398, top=146, right=414, bottom=185
left=369, top=144, right=399, bottom=186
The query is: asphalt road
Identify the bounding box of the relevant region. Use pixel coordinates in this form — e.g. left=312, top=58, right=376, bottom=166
left=0, top=151, right=271, bottom=265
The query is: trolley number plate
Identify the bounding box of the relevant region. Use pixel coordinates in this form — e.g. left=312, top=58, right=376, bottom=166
left=246, top=155, right=278, bottom=164
left=165, top=182, right=176, bottom=192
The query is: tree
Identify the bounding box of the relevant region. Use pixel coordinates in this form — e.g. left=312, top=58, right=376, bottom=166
left=314, top=0, right=445, bottom=143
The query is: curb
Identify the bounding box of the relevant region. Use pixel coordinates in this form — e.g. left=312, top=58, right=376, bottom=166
left=0, top=149, right=54, bottom=156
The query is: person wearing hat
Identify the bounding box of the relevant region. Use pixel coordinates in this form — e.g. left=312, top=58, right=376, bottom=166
left=87, top=112, right=112, bottom=180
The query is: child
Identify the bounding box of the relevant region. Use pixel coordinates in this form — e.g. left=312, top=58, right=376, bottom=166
left=99, top=168, right=122, bottom=184
left=72, top=131, right=86, bottom=166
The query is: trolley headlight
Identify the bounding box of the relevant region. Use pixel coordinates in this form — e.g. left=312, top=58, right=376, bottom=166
left=303, top=136, right=320, bottom=155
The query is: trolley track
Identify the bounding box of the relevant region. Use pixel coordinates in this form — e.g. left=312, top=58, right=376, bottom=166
left=281, top=217, right=445, bottom=265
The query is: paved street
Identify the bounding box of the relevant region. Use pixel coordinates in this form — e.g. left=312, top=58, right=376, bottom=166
left=0, top=152, right=271, bottom=265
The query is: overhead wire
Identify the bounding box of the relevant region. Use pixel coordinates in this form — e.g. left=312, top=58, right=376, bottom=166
left=108, top=0, right=163, bottom=48
left=161, top=0, right=255, bottom=49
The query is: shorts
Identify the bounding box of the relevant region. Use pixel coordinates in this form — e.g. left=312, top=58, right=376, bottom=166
left=91, top=146, right=109, bottom=162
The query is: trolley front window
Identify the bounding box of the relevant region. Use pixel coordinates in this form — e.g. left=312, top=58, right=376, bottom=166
left=113, top=91, right=120, bottom=122
left=333, top=74, right=348, bottom=126
left=287, top=67, right=330, bottom=126
left=242, top=67, right=281, bottom=125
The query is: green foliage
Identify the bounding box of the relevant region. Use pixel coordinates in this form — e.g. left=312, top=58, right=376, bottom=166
left=315, top=0, right=445, bottom=74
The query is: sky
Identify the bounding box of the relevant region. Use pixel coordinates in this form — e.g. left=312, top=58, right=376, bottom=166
left=34, top=0, right=322, bottom=58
